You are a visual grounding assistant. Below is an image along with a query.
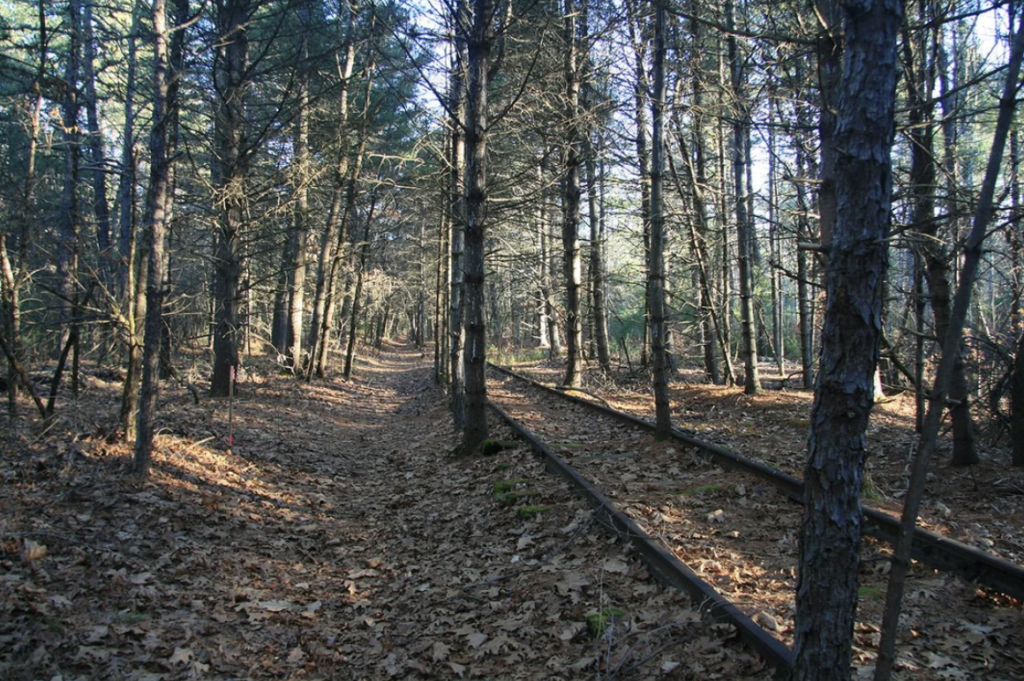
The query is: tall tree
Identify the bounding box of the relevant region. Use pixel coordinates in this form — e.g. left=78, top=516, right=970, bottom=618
left=460, top=0, right=496, bottom=453
left=561, top=0, right=584, bottom=388
left=726, top=0, right=760, bottom=395
left=584, top=132, right=611, bottom=373
left=926, top=12, right=979, bottom=466
left=307, top=2, right=359, bottom=379
left=286, top=0, right=313, bottom=374
left=793, top=0, right=901, bottom=679
left=449, top=4, right=468, bottom=428
left=648, top=0, right=671, bottom=436
left=874, top=13, right=1024, bottom=679
left=116, top=2, right=140, bottom=293
left=81, top=0, right=113, bottom=277
left=134, top=0, right=183, bottom=478
left=210, top=0, right=252, bottom=397
left=627, top=0, right=652, bottom=368
left=1, top=0, right=47, bottom=426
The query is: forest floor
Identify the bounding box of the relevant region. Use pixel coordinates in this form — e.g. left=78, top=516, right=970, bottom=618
left=507, top=357, right=1024, bottom=569
left=2, top=345, right=1023, bottom=680
left=1, top=344, right=777, bottom=681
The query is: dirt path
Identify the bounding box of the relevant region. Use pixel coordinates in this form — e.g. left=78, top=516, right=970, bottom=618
left=1, top=346, right=772, bottom=680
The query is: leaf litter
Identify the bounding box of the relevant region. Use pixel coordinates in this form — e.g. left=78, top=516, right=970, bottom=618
left=1, top=345, right=773, bottom=680
left=492, top=360, right=1024, bottom=680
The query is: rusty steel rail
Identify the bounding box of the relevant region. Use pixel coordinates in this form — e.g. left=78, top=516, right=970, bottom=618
left=487, top=401, right=794, bottom=677
left=488, top=362, right=1024, bottom=602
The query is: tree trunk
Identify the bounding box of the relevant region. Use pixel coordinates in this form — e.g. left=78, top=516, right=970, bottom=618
left=1013, top=328, right=1024, bottom=467
left=670, top=125, right=729, bottom=385
left=449, top=16, right=468, bottom=428
left=344, top=195, right=377, bottom=379
left=117, top=3, right=140, bottom=295
left=816, top=0, right=841, bottom=251
left=648, top=2, right=671, bottom=436
left=81, top=0, right=113, bottom=274
left=460, top=0, right=494, bottom=453
left=311, top=66, right=374, bottom=379
left=874, top=18, right=1024, bottom=678
left=726, top=0, right=760, bottom=395
left=134, top=0, right=177, bottom=478
left=535, top=162, right=550, bottom=350
left=434, top=187, right=449, bottom=383
left=2, top=16, right=45, bottom=426
left=585, top=134, right=611, bottom=373
left=795, top=144, right=816, bottom=389
left=792, top=1, right=901, bottom=679
left=561, top=0, right=584, bottom=389
left=58, top=0, right=81, bottom=357
left=627, top=2, right=651, bottom=369
left=930, top=20, right=978, bottom=466
left=285, top=3, right=312, bottom=374
left=305, top=5, right=357, bottom=377
left=210, top=0, right=251, bottom=397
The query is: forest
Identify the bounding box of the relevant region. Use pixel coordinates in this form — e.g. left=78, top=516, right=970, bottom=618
left=2, top=0, right=1024, bottom=679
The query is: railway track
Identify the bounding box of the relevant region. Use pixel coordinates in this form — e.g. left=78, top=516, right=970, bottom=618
left=485, top=363, right=1024, bottom=679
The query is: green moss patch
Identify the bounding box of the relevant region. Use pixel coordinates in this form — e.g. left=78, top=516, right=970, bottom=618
left=480, top=439, right=517, bottom=456
left=586, top=607, right=626, bottom=636
left=679, top=483, right=722, bottom=496
left=516, top=505, right=550, bottom=519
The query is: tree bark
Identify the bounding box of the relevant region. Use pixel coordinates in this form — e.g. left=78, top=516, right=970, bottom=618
left=344, top=194, right=378, bottom=379
left=726, top=0, right=760, bottom=395
left=561, top=0, right=584, bottom=389
left=81, top=0, right=114, bottom=274
left=134, top=0, right=177, bottom=478
left=795, top=141, right=816, bottom=389
left=310, top=63, right=374, bottom=379
left=648, top=2, right=671, bottom=436
left=307, top=7, right=358, bottom=378
left=117, top=3, right=140, bottom=295
left=816, top=0, right=841, bottom=251
left=792, top=1, right=901, bottom=679
left=280, top=4, right=312, bottom=373
left=449, top=13, right=468, bottom=428
left=627, top=1, right=651, bottom=369
left=460, top=0, right=494, bottom=453
left=929, top=19, right=979, bottom=466
left=584, top=134, right=611, bottom=373
left=210, top=0, right=251, bottom=397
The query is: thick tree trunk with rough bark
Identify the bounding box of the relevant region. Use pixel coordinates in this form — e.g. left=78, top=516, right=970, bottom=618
left=460, top=0, right=494, bottom=453
left=210, top=0, right=250, bottom=397
left=793, top=1, right=901, bottom=680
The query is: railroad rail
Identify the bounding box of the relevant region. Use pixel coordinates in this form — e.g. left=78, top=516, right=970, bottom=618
left=487, top=362, right=1024, bottom=603
left=486, top=401, right=795, bottom=677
